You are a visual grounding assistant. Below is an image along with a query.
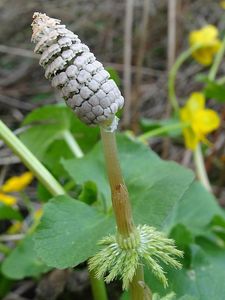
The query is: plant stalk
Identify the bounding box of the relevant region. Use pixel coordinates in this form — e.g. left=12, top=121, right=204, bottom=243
left=130, top=266, right=152, bottom=300
left=193, top=144, right=212, bottom=192
left=0, top=120, right=108, bottom=300
left=0, top=120, right=65, bottom=196
left=100, top=127, right=135, bottom=237
left=123, top=0, right=134, bottom=127
left=100, top=126, right=151, bottom=299
left=208, top=34, right=225, bottom=81
left=138, top=122, right=188, bottom=143
left=168, top=44, right=201, bottom=114
left=89, top=270, right=108, bottom=300
left=62, top=130, right=83, bottom=158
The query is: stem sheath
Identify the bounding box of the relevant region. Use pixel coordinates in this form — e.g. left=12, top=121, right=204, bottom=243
left=100, top=126, right=151, bottom=299
left=100, top=127, right=134, bottom=237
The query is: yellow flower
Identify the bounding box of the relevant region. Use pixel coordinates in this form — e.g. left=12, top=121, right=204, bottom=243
left=189, top=25, right=221, bottom=65
left=1, top=172, right=33, bottom=193
left=220, top=1, right=225, bottom=9
left=180, top=92, right=220, bottom=150
left=0, top=192, right=17, bottom=206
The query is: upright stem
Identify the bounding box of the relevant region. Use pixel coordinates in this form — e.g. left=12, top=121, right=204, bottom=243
left=168, top=44, right=200, bottom=114
left=100, top=127, right=150, bottom=299
left=0, top=120, right=65, bottom=196
left=0, top=120, right=108, bottom=300
left=208, top=35, right=225, bottom=81
left=123, top=0, right=134, bottom=127
left=130, top=266, right=152, bottom=300
left=132, top=0, right=150, bottom=132
left=100, top=127, right=134, bottom=236
left=62, top=130, right=83, bottom=158
left=89, top=270, right=108, bottom=300
left=167, top=0, right=177, bottom=72
left=163, top=0, right=177, bottom=158
left=193, top=144, right=212, bottom=192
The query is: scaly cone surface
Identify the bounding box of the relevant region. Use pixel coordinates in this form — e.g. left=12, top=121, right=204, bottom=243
left=31, top=13, right=124, bottom=126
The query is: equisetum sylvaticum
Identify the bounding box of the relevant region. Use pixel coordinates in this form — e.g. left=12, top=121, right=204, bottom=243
left=31, top=13, right=183, bottom=300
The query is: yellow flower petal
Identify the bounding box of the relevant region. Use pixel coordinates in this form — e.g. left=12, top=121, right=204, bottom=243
left=193, top=109, right=220, bottom=135
left=1, top=172, right=33, bottom=193
left=182, top=127, right=199, bottom=150
left=0, top=192, right=17, bottom=206
left=186, top=92, right=205, bottom=113
left=180, top=92, right=220, bottom=150
left=220, top=1, right=225, bottom=9
left=189, top=25, right=221, bottom=66
left=192, top=48, right=214, bottom=65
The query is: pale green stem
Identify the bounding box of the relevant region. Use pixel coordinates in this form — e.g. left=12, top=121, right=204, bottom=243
left=62, top=129, right=108, bottom=300
left=208, top=35, right=225, bottom=81
left=130, top=266, right=152, bottom=300
left=0, top=120, right=108, bottom=300
left=89, top=270, right=108, bottom=300
left=100, top=127, right=151, bottom=300
left=138, top=122, right=188, bottom=143
left=62, top=130, right=83, bottom=158
left=168, top=44, right=201, bottom=114
left=0, top=120, right=65, bottom=196
left=193, top=144, right=212, bottom=192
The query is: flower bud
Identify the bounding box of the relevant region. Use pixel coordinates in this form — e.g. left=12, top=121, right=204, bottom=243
left=31, top=13, right=124, bottom=126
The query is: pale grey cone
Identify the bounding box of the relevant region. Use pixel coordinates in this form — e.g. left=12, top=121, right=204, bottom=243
left=31, top=13, right=124, bottom=125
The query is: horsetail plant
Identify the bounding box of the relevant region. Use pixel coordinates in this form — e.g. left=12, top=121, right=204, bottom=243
left=31, top=13, right=183, bottom=300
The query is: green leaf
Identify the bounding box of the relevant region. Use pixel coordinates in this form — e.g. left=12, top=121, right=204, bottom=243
left=106, top=67, right=121, bottom=86
left=195, top=74, right=225, bottom=102
left=34, top=195, right=114, bottom=269
left=62, top=134, right=194, bottom=225
left=145, top=239, right=225, bottom=300
left=34, top=134, right=224, bottom=278
left=20, top=104, right=99, bottom=163
left=78, top=181, right=98, bottom=205
left=170, top=224, right=194, bottom=249
left=1, top=235, right=49, bottom=279
left=178, top=296, right=198, bottom=300
left=0, top=204, right=22, bottom=221
left=62, top=144, right=110, bottom=206
left=209, top=215, right=225, bottom=242
left=204, top=81, right=225, bottom=102
left=0, top=273, right=13, bottom=298
left=167, top=182, right=224, bottom=235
